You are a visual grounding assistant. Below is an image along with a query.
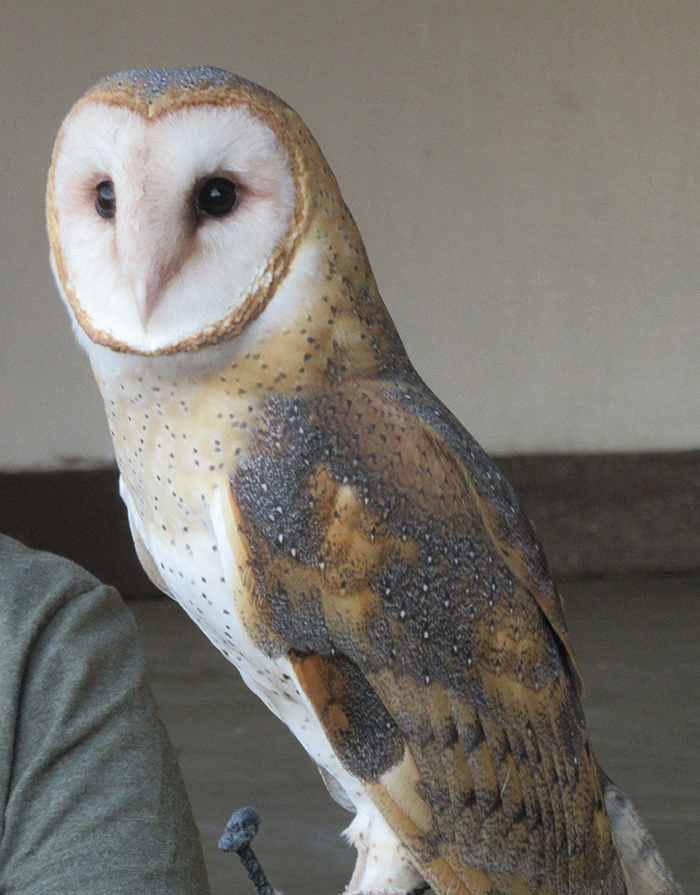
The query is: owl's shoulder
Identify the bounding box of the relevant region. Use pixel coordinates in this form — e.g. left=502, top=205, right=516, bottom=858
left=234, top=373, right=552, bottom=591
left=230, top=373, right=578, bottom=684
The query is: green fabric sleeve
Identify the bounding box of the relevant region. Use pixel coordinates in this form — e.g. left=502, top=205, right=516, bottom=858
left=0, top=535, right=210, bottom=895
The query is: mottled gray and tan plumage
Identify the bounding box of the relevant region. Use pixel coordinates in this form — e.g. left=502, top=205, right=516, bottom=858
left=47, top=68, right=681, bottom=895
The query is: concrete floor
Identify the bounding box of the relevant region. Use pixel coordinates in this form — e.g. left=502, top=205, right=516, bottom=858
left=131, top=573, right=700, bottom=895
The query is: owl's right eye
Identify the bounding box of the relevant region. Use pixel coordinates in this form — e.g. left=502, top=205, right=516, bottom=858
left=95, top=181, right=116, bottom=220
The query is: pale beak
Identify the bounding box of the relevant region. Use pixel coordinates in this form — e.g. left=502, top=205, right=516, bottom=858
left=133, top=272, right=163, bottom=329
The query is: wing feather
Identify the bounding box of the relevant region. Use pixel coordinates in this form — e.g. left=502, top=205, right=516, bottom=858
left=227, top=377, right=625, bottom=894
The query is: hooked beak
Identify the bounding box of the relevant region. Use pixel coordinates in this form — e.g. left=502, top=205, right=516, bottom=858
left=133, top=271, right=164, bottom=329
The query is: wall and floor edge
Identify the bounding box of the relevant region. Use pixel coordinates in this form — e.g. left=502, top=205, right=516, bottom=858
left=1, top=451, right=699, bottom=598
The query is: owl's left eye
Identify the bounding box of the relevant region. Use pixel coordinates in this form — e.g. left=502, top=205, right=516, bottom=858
left=95, top=181, right=116, bottom=220
left=196, top=177, right=239, bottom=218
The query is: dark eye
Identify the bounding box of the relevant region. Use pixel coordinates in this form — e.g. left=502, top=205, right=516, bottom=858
left=95, top=180, right=116, bottom=219
left=196, top=177, right=238, bottom=218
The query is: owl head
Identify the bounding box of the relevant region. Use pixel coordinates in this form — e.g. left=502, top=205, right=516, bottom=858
left=47, top=68, right=389, bottom=358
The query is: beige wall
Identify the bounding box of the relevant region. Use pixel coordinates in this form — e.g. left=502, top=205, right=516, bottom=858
left=2, top=1, right=700, bottom=469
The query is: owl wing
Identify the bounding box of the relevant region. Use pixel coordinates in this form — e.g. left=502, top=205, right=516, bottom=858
left=224, top=376, right=626, bottom=895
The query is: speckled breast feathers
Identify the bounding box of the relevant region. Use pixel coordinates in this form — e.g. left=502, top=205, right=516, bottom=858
left=47, top=68, right=631, bottom=895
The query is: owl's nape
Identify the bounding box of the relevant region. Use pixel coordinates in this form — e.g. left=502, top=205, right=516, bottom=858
left=47, top=69, right=682, bottom=895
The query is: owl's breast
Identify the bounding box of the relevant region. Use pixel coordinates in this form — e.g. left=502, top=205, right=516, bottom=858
left=95, top=363, right=261, bottom=654
left=96, top=367, right=373, bottom=816
left=119, top=468, right=370, bottom=818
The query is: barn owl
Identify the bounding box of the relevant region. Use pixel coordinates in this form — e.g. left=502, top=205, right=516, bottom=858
left=47, top=68, right=681, bottom=895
